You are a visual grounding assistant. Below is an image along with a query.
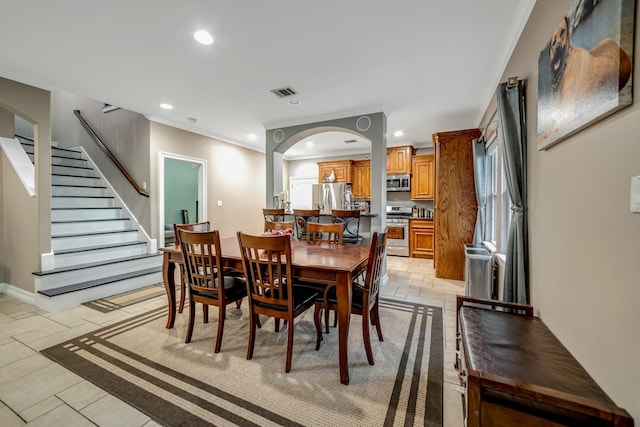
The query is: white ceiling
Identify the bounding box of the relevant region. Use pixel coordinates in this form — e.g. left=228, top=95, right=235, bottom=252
left=0, top=1, right=535, bottom=160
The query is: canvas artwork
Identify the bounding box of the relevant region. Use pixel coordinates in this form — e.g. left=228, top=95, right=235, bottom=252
left=537, top=0, right=635, bottom=150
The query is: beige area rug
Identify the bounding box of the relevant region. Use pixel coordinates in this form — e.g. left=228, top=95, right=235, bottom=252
left=43, top=298, right=443, bottom=426
left=82, top=284, right=165, bottom=313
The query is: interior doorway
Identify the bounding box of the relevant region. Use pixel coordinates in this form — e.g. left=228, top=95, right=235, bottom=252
left=158, top=152, right=207, bottom=247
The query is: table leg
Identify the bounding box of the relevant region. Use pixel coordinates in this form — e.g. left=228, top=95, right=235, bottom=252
left=162, top=253, right=177, bottom=329
left=336, top=271, right=352, bottom=385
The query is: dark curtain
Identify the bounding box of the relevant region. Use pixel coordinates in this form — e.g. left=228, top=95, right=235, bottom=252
left=472, top=138, right=486, bottom=244
left=496, top=79, right=528, bottom=304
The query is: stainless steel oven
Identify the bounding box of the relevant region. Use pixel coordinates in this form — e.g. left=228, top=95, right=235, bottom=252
left=386, top=205, right=411, bottom=257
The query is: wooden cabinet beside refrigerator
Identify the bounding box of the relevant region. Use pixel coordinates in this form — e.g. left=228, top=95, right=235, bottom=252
left=409, top=219, right=434, bottom=258
left=410, top=154, right=434, bottom=200
left=433, top=128, right=481, bottom=280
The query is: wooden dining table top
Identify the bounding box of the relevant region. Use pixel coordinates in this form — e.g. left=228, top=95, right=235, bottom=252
left=161, top=236, right=371, bottom=272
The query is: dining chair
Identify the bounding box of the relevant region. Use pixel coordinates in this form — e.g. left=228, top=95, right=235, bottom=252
left=179, top=229, right=247, bottom=353
left=313, top=230, right=388, bottom=365
left=264, top=220, right=294, bottom=232
left=262, top=208, right=285, bottom=222
left=306, top=222, right=344, bottom=244
left=331, top=209, right=362, bottom=244
left=237, top=232, right=323, bottom=373
left=292, top=209, right=320, bottom=241
left=174, top=221, right=211, bottom=314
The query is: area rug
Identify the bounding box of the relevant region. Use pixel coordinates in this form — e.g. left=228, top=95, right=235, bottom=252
left=82, top=284, right=165, bottom=313
left=42, top=298, right=443, bottom=426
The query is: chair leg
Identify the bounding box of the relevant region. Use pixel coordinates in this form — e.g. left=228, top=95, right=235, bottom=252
left=285, top=318, right=294, bottom=373
left=324, top=308, right=330, bottom=334
left=178, top=265, right=186, bottom=313
left=247, top=313, right=257, bottom=360
left=214, top=304, right=225, bottom=353
left=333, top=310, right=338, bottom=328
left=235, top=298, right=242, bottom=309
left=314, top=303, right=323, bottom=350
left=203, top=305, right=209, bottom=323
left=362, top=309, right=374, bottom=365
left=275, top=318, right=280, bottom=332
left=185, top=300, right=196, bottom=343
left=371, top=301, right=384, bottom=342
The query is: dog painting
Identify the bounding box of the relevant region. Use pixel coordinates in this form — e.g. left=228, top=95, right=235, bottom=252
left=537, top=0, right=635, bottom=150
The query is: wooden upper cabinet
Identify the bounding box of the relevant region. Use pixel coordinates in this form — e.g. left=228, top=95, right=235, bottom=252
left=317, top=160, right=353, bottom=183
left=352, top=160, right=371, bottom=199
left=386, top=146, right=413, bottom=174
left=411, top=155, right=434, bottom=200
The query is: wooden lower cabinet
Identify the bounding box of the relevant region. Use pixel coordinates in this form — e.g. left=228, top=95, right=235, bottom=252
left=409, top=219, right=434, bottom=258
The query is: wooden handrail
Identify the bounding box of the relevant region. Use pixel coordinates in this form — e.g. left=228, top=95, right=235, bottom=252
left=74, top=110, right=149, bottom=197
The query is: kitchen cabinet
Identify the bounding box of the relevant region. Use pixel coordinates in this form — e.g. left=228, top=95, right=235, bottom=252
left=410, top=219, right=434, bottom=258
left=351, top=160, right=371, bottom=199
left=317, top=160, right=352, bottom=183
left=433, top=128, right=481, bottom=280
left=410, top=155, right=434, bottom=200
left=386, top=146, right=413, bottom=174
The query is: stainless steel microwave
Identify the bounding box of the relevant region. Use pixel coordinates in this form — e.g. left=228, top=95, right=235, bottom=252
left=386, top=174, right=410, bottom=192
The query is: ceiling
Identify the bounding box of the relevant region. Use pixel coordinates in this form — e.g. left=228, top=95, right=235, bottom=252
left=0, top=1, right=535, bottom=160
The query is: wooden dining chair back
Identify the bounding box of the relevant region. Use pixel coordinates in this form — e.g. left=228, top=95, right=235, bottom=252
left=306, top=222, right=344, bottom=244
left=292, top=209, right=320, bottom=240
left=173, top=221, right=211, bottom=313
left=179, top=229, right=247, bottom=353
left=314, top=230, right=388, bottom=365
left=264, top=220, right=294, bottom=232
left=262, top=208, right=285, bottom=222
left=237, top=232, right=322, bottom=372
left=331, top=209, right=362, bottom=244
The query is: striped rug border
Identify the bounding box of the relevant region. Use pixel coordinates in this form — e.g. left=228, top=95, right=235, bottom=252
left=42, top=297, right=443, bottom=426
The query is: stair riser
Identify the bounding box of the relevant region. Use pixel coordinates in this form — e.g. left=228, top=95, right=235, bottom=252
left=52, top=175, right=102, bottom=186
left=53, top=244, right=149, bottom=269
left=52, top=197, right=116, bottom=208
left=51, top=208, right=123, bottom=221
left=26, top=152, right=87, bottom=168
left=37, top=256, right=162, bottom=290
left=35, top=272, right=163, bottom=311
left=52, top=186, right=109, bottom=197
left=52, top=231, right=139, bottom=251
left=52, top=219, right=131, bottom=235
left=52, top=165, right=96, bottom=178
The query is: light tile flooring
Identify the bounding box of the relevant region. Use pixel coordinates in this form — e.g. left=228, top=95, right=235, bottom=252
left=0, top=255, right=465, bottom=426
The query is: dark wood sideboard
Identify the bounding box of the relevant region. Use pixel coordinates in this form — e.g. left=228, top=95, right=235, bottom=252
left=455, top=296, right=634, bottom=426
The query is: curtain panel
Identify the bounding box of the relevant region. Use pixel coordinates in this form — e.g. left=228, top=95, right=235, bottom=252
left=496, top=79, right=528, bottom=304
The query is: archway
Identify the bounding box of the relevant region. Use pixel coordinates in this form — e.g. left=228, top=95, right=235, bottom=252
left=265, top=112, right=387, bottom=234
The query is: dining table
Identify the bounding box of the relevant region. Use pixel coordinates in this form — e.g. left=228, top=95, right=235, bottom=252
left=159, top=237, right=371, bottom=385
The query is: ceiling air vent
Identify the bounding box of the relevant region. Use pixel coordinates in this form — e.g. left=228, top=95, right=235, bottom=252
left=270, top=86, right=298, bottom=98
left=344, top=139, right=358, bottom=144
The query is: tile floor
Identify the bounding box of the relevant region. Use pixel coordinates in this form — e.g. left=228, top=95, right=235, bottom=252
left=0, top=255, right=465, bottom=426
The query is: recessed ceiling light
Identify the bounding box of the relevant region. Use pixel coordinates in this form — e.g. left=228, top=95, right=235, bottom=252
left=305, top=140, right=314, bottom=148
left=160, top=103, right=173, bottom=110
left=394, top=130, right=404, bottom=137
left=247, top=133, right=258, bottom=141
left=194, top=30, right=213, bottom=45
left=288, top=99, right=301, bottom=105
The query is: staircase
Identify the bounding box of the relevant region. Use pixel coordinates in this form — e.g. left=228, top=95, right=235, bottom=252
left=19, top=137, right=163, bottom=311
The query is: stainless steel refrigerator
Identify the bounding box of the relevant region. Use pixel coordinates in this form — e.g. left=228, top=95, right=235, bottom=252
left=311, top=183, right=352, bottom=215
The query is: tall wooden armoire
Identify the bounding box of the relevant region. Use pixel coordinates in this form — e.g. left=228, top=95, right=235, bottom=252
left=433, top=128, right=481, bottom=280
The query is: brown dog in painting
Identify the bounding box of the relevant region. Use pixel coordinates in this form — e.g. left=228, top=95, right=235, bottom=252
left=540, top=15, right=631, bottom=141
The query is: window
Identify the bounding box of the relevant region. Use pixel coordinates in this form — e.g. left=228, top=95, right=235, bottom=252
left=483, top=126, right=511, bottom=254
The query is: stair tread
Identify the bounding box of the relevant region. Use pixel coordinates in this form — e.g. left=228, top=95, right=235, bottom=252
left=52, top=218, right=129, bottom=224
left=37, top=267, right=162, bottom=297
left=54, top=241, right=146, bottom=255
left=33, top=253, right=162, bottom=276
left=52, top=229, right=138, bottom=238
left=52, top=195, right=114, bottom=199
left=53, top=184, right=107, bottom=189
left=52, top=207, right=122, bottom=210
